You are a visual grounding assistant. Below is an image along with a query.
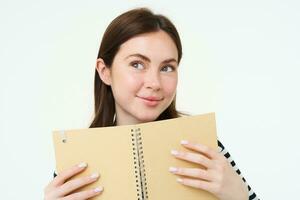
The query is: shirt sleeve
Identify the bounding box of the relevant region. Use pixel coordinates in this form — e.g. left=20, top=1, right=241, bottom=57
left=217, top=140, right=260, bottom=200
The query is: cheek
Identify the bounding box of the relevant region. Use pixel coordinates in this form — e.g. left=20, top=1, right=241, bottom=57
left=162, top=76, right=178, bottom=96
left=113, top=71, right=143, bottom=92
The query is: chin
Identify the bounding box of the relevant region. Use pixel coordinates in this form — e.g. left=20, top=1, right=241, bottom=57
left=135, top=112, right=161, bottom=123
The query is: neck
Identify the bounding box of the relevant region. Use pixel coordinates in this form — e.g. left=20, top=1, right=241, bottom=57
left=115, top=114, right=142, bottom=126
left=114, top=105, right=142, bottom=126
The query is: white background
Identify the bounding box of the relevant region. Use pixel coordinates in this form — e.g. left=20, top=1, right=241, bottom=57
left=1, top=0, right=299, bottom=199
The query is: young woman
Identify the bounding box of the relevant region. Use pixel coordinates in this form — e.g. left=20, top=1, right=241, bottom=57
left=44, top=7, right=259, bottom=200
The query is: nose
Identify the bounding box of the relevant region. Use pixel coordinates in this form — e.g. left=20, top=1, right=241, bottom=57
left=144, top=70, right=161, bottom=91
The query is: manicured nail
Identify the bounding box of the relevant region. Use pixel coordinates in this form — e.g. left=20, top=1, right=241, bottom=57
left=181, top=140, right=188, bottom=145
left=93, top=186, right=103, bottom=193
left=171, top=150, right=179, bottom=155
left=177, top=178, right=183, bottom=183
left=78, top=162, right=87, bottom=168
left=90, top=173, right=99, bottom=179
left=169, top=167, right=178, bottom=173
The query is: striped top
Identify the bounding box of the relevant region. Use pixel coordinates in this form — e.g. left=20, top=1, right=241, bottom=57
left=218, top=140, right=259, bottom=200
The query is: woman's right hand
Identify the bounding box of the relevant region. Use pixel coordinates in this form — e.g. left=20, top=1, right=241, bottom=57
left=44, top=162, right=103, bottom=200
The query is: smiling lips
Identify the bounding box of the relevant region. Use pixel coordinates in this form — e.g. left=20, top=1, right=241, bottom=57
left=138, top=96, right=163, bottom=106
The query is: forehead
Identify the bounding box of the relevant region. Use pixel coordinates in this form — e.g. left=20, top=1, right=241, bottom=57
left=116, top=30, right=178, bottom=61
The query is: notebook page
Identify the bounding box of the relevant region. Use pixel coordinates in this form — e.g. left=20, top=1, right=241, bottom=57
left=138, top=113, right=218, bottom=200
left=53, top=125, right=138, bottom=200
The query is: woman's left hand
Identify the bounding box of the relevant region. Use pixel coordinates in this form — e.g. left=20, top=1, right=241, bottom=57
left=169, top=140, right=248, bottom=200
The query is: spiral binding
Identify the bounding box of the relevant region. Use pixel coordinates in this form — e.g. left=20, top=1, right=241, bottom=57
left=131, top=128, right=148, bottom=200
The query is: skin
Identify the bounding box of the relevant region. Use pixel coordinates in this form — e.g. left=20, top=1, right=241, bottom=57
left=44, top=30, right=248, bottom=200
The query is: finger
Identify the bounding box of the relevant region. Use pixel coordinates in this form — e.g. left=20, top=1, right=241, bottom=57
left=176, top=177, right=214, bottom=193
left=169, top=167, right=212, bottom=181
left=50, top=162, right=88, bottom=188
left=56, top=172, right=100, bottom=197
left=180, top=140, right=218, bottom=159
left=171, top=150, right=214, bottom=169
left=60, top=186, right=103, bottom=200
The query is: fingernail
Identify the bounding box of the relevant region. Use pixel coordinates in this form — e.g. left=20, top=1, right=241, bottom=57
left=171, top=150, right=179, bottom=155
left=78, top=162, right=87, bottom=168
left=177, top=178, right=183, bottom=183
left=181, top=140, right=188, bottom=145
left=94, top=186, right=103, bottom=193
left=169, top=167, right=177, bottom=173
left=90, top=173, right=99, bottom=179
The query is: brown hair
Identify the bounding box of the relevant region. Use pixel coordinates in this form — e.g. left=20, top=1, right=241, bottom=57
left=90, top=7, right=184, bottom=128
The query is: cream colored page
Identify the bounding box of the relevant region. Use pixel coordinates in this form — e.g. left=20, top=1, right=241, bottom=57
left=139, top=113, right=218, bottom=200
left=53, top=126, right=138, bottom=200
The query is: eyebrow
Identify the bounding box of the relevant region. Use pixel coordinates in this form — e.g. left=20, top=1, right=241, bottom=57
left=125, top=53, right=178, bottom=64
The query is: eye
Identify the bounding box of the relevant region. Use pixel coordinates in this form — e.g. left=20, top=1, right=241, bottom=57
left=130, top=61, right=144, bottom=70
left=161, top=65, right=175, bottom=72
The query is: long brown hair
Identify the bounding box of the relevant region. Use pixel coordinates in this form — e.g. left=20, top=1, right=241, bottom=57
left=90, top=7, right=184, bottom=128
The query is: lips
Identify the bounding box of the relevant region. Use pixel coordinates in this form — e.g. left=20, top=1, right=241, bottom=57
left=138, top=96, right=163, bottom=101
left=137, top=96, right=163, bottom=106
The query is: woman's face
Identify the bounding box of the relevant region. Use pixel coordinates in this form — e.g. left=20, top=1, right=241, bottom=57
left=97, top=30, right=179, bottom=125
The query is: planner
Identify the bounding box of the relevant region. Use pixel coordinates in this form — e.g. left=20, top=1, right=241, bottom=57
left=52, top=112, right=218, bottom=200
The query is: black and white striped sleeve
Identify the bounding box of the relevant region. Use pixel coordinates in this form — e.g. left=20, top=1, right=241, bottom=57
left=217, top=140, right=260, bottom=200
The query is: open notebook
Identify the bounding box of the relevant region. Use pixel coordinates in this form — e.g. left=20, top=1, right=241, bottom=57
left=53, top=112, right=218, bottom=200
